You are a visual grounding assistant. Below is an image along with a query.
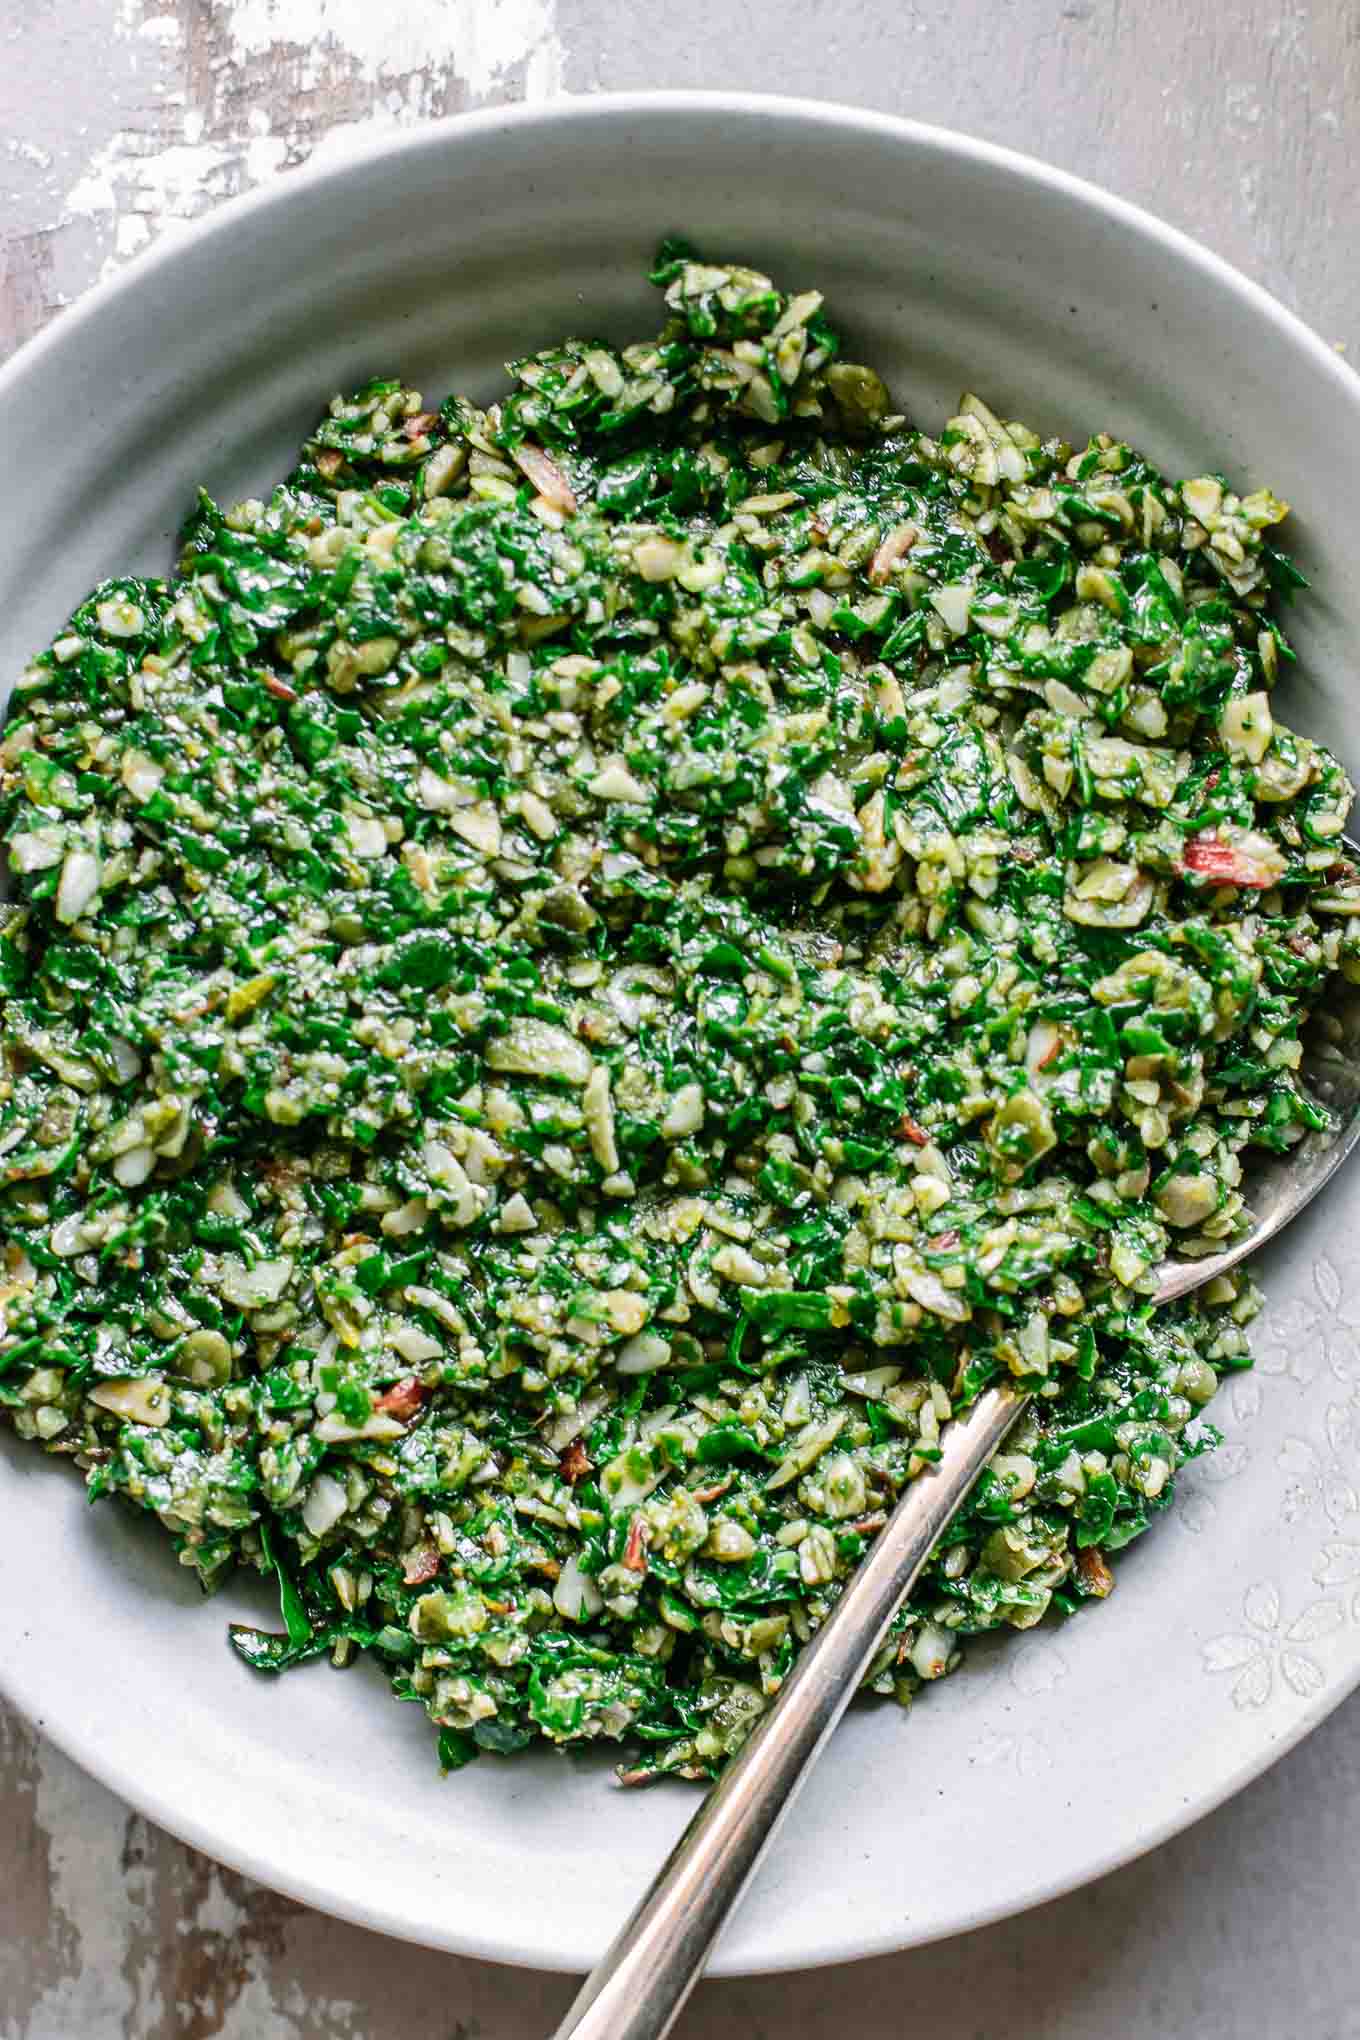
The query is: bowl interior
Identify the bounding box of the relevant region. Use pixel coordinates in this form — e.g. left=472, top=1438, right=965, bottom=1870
left=3, top=97, right=1360, bottom=1974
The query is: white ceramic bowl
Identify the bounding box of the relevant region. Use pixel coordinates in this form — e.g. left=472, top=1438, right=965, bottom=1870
left=4, top=94, right=1360, bottom=1977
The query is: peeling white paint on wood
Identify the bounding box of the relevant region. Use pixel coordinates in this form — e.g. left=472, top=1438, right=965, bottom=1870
left=225, top=0, right=565, bottom=99
left=2, top=0, right=566, bottom=343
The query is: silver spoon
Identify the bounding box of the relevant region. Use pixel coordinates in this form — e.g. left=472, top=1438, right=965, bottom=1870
left=553, top=934, right=1360, bottom=2040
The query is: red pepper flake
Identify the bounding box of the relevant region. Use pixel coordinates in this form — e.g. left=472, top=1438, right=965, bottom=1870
left=373, top=1376, right=426, bottom=1420
left=402, top=1542, right=440, bottom=1586
left=559, top=1438, right=592, bottom=1485
left=1181, top=831, right=1276, bottom=889
left=622, top=1516, right=649, bottom=1573
left=513, top=444, right=577, bottom=514
left=928, top=1229, right=960, bottom=1250
left=867, top=521, right=919, bottom=585
left=1076, top=1547, right=1115, bottom=1598
left=1036, top=1030, right=1063, bottom=1072
left=692, top=1478, right=733, bottom=1505
left=847, top=1511, right=887, bottom=1536
left=261, top=674, right=297, bottom=703
left=898, top=1116, right=929, bottom=1146
left=403, top=411, right=438, bottom=440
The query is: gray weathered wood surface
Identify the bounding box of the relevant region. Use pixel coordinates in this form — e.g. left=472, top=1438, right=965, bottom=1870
left=3, top=3, right=1359, bottom=2034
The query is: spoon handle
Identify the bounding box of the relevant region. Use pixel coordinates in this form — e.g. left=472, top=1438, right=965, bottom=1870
left=551, top=1381, right=1027, bottom=2040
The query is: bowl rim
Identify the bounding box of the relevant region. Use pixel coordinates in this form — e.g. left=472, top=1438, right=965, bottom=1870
left=3, top=89, right=1360, bottom=1976
left=4, top=87, right=1356, bottom=418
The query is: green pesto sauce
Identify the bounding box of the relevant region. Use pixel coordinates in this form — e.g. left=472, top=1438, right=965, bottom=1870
left=1, top=242, right=1355, bottom=1780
